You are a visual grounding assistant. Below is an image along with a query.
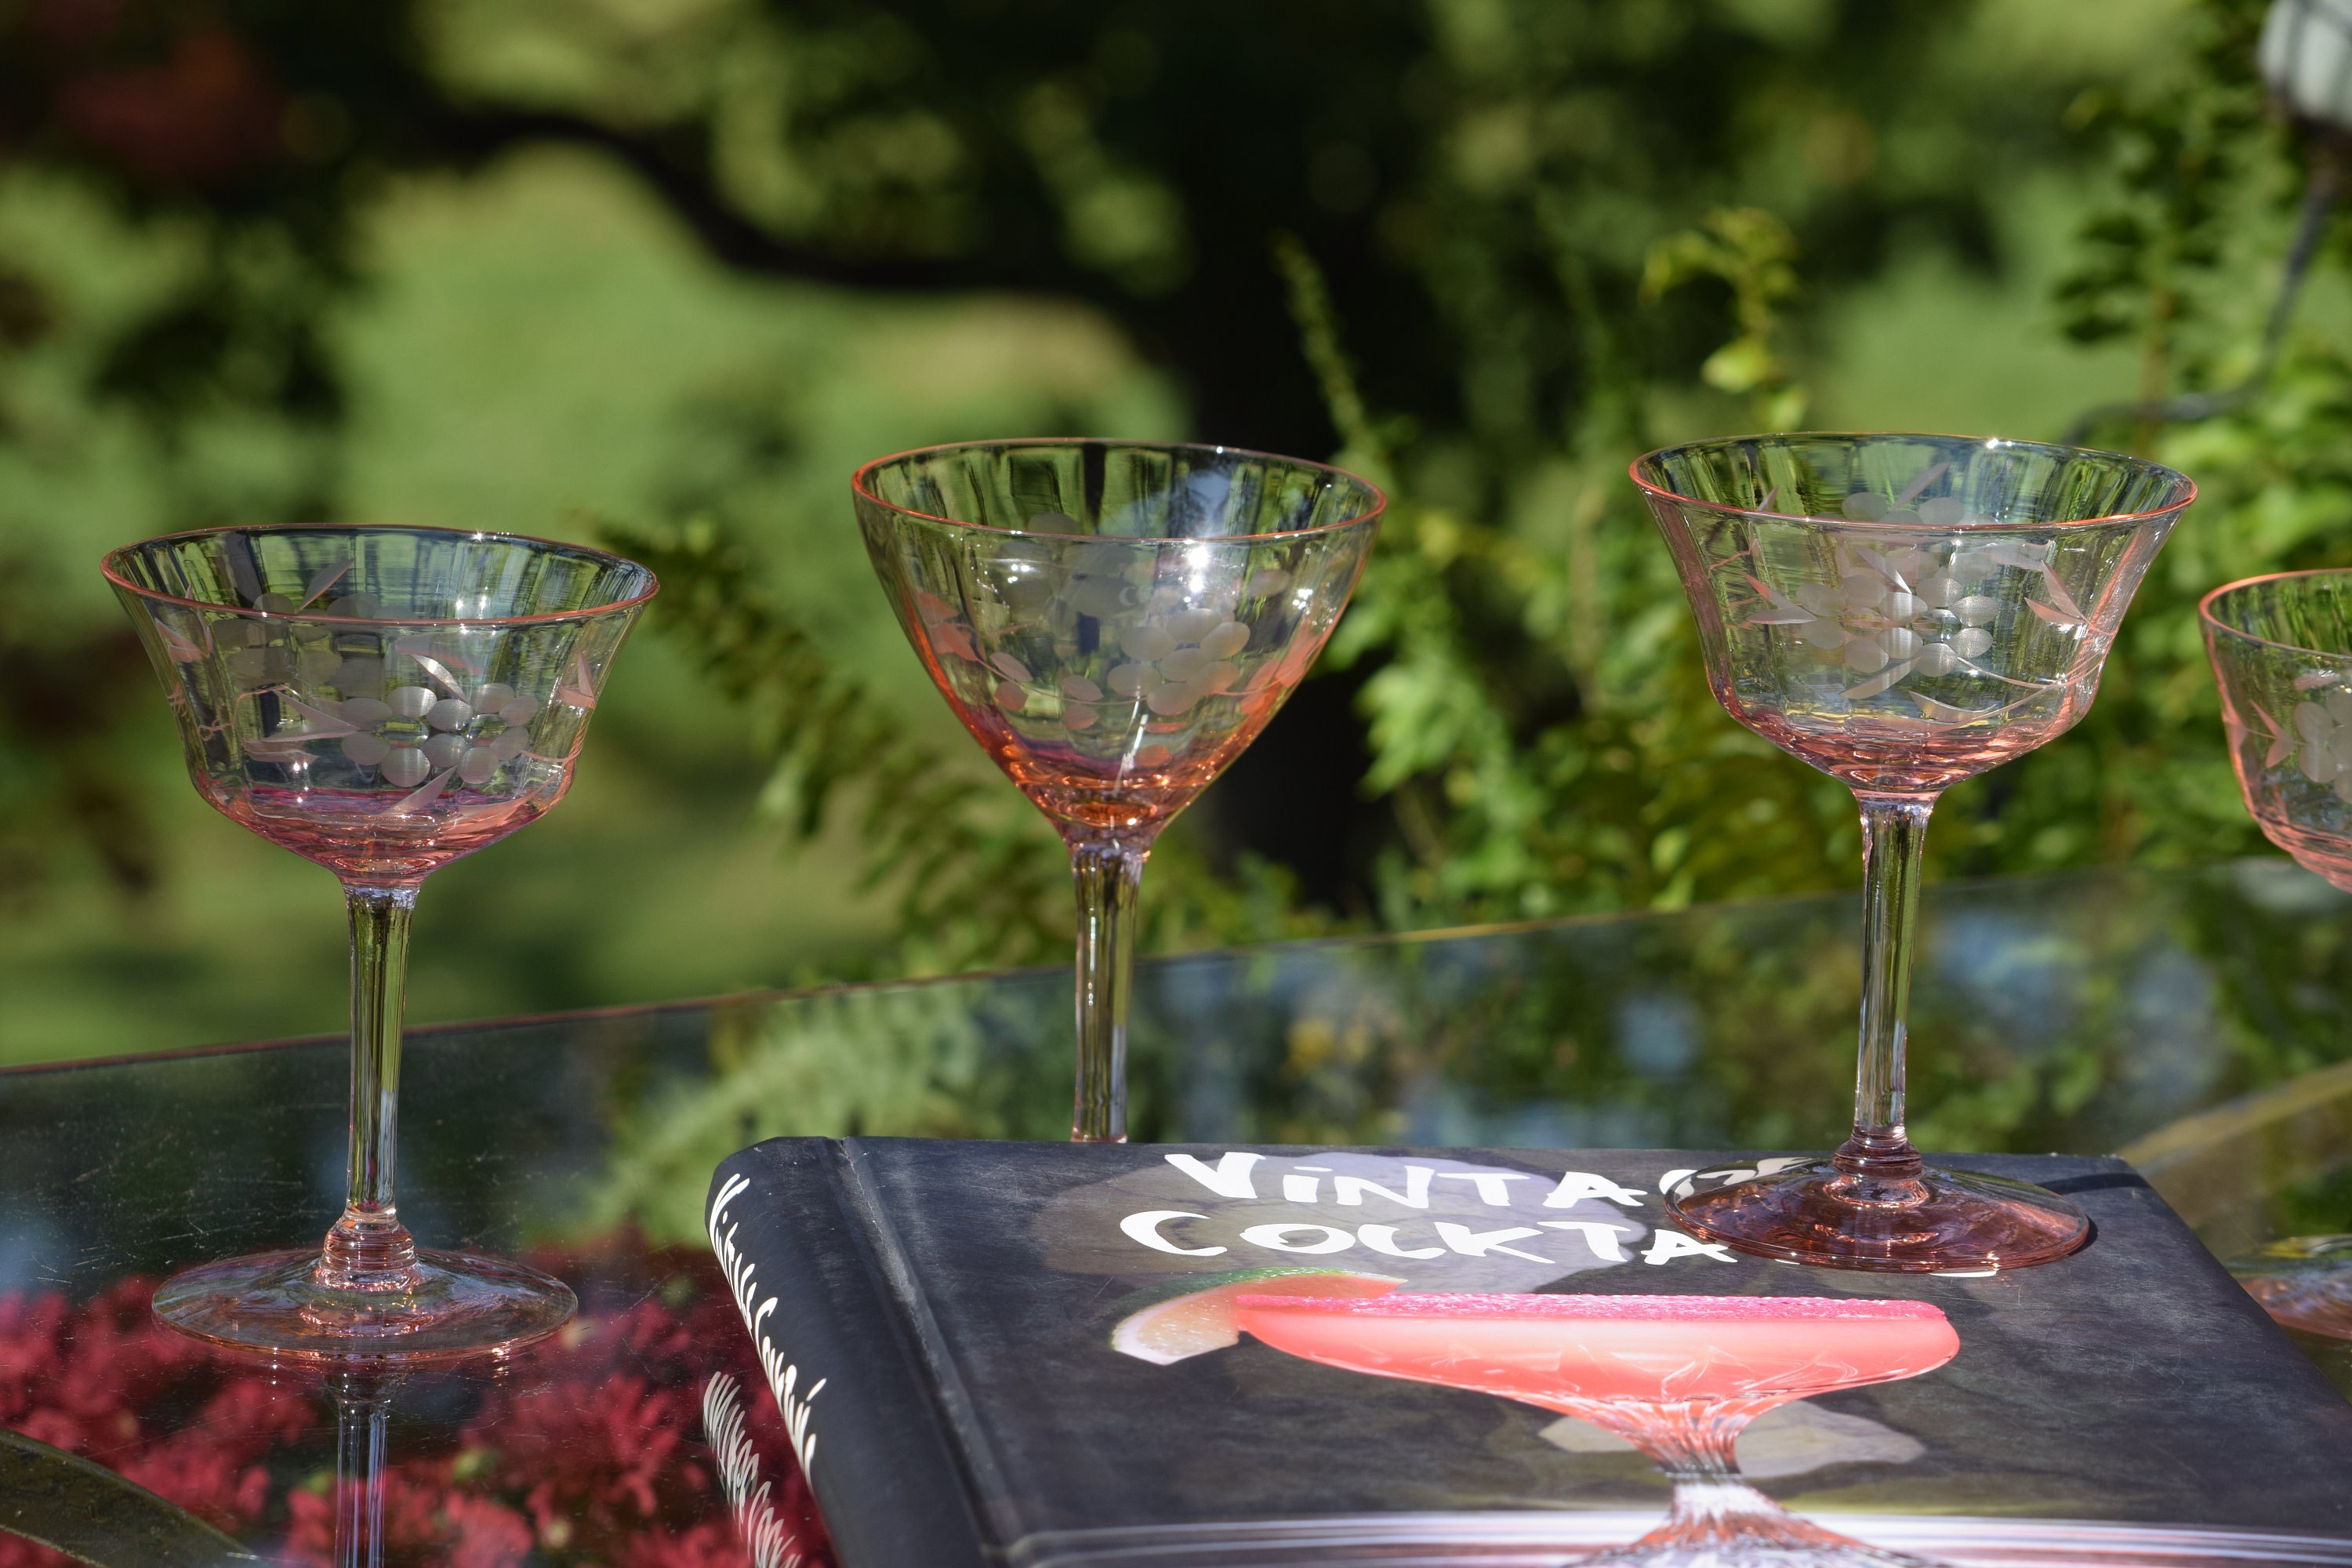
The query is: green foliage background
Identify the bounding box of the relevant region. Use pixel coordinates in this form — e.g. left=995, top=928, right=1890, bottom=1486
left=0, top=0, right=2336, bottom=1069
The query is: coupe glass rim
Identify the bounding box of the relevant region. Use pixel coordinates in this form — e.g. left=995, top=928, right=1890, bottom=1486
left=2198, top=568, right=2352, bottom=656
left=100, top=522, right=661, bottom=627
left=851, top=437, right=1388, bottom=541
left=1628, top=430, right=2197, bottom=533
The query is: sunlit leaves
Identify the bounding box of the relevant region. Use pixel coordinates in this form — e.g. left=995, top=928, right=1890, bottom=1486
left=1641, top=206, right=1808, bottom=429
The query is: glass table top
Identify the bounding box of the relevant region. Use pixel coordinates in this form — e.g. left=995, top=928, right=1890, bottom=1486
left=7, top=859, right=2352, bottom=1565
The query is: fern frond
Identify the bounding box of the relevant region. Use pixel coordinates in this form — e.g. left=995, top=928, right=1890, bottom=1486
left=595, top=517, right=1068, bottom=973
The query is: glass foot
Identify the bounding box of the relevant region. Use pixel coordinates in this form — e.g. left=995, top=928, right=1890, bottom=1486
left=1583, top=1532, right=1939, bottom=1567
left=2227, top=1235, right=2352, bottom=1338
left=1665, top=1159, right=2089, bottom=1272
left=151, top=1247, right=576, bottom=1363
left=1584, top=1526, right=1939, bottom=1568
left=1584, top=1479, right=1946, bottom=1568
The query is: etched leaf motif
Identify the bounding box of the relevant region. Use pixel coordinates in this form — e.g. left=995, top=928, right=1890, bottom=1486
left=1907, top=691, right=1994, bottom=724
left=1895, top=461, right=1948, bottom=506
left=2251, top=702, right=2296, bottom=768
left=296, top=559, right=350, bottom=611
left=397, top=648, right=469, bottom=697
left=1844, top=658, right=1915, bottom=702
left=280, top=691, right=360, bottom=734
left=2036, top=567, right=2084, bottom=622
left=556, top=650, right=600, bottom=710
left=1848, top=543, right=1912, bottom=593
left=2026, top=598, right=2083, bottom=630
left=388, top=766, right=457, bottom=815
left=157, top=619, right=209, bottom=662
left=1737, top=572, right=1814, bottom=625
left=1792, top=583, right=1842, bottom=617
left=1984, top=539, right=2050, bottom=570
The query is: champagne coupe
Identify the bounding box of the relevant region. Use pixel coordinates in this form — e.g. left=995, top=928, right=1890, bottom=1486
left=1634, top=434, right=2194, bottom=1270
left=2203, top=571, right=2352, bottom=1337
left=105, top=525, right=655, bottom=1359
left=1234, top=1292, right=1958, bottom=1568
left=854, top=440, right=1383, bottom=1142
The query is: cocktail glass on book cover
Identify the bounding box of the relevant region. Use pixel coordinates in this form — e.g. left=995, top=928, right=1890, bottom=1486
left=1635, top=435, right=2194, bottom=1270
left=852, top=441, right=1382, bottom=1142
left=1236, top=1292, right=1956, bottom=1568
left=105, top=525, right=656, bottom=1359
left=2203, top=569, right=2352, bottom=1339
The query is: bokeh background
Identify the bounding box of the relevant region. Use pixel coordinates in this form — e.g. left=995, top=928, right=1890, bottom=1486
left=0, top=0, right=2321, bottom=1069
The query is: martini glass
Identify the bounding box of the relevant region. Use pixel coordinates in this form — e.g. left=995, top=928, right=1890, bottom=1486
left=104, top=524, right=655, bottom=1360
left=2202, top=571, right=2352, bottom=1338
left=855, top=440, right=1382, bottom=1142
left=1234, top=1292, right=1958, bottom=1567
left=1634, top=434, right=2194, bottom=1270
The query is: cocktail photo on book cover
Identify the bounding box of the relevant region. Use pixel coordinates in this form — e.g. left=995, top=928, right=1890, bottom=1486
left=705, top=1139, right=2352, bottom=1568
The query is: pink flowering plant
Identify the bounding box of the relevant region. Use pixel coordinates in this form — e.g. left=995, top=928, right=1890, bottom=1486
left=0, top=1237, right=833, bottom=1568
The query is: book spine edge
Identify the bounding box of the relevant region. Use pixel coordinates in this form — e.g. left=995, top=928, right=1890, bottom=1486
left=707, top=1147, right=989, bottom=1568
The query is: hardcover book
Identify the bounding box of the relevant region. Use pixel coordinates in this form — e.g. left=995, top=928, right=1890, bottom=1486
left=702, top=1139, right=2352, bottom=1568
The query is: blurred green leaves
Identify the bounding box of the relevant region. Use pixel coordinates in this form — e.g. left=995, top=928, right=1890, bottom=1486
left=2053, top=0, right=2272, bottom=367
left=596, top=516, right=1069, bottom=976
left=2, top=0, right=2338, bottom=1094
left=1642, top=208, right=1808, bottom=432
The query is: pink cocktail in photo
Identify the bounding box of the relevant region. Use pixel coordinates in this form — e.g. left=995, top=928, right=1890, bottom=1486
left=1235, top=1293, right=1958, bottom=1568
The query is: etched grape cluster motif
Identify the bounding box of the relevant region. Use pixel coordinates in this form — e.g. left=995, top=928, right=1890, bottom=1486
left=147, top=561, right=598, bottom=815
left=1726, top=491, right=2092, bottom=721
left=912, top=517, right=1324, bottom=774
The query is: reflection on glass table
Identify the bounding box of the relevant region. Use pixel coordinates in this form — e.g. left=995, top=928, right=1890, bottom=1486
left=10, top=859, right=2352, bottom=1564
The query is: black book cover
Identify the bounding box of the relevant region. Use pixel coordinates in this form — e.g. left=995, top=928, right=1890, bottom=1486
left=703, top=1140, right=2352, bottom=1567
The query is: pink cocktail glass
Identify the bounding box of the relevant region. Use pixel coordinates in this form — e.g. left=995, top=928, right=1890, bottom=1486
left=106, top=524, right=655, bottom=1361
left=855, top=441, right=1381, bottom=1142
left=2201, top=572, right=2352, bottom=1338
left=1236, top=1292, right=1958, bottom=1567
left=1635, top=434, right=2193, bottom=1271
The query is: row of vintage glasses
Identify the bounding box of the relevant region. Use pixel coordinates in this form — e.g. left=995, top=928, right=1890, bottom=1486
left=96, top=433, right=2352, bottom=1369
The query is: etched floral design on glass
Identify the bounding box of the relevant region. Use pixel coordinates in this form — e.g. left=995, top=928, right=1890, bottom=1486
left=1636, top=434, right=2193, bottom=1271
left=2295, top=694, right=2352, bottom=789
left=133, top=567, right=616, bottom=885
left=897, top=532, right=1356, bottom=823
left=2206, top=571, right=2352, bottom=911
left=107, top=525, right=655, bottom=1361
left=2201, top=574, right=2352, bottom=1338
left=1689, top=477, right=2154, bottom=800
left=855, top=441, right=1381, bottom=1142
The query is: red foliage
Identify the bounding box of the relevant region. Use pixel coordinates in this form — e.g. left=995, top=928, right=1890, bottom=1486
left=621, top=1519, right=754, bottom=1568
left=0, top=1236, right=836, bottom=1568
left=282, top=1469, right=536, bottom=1568
left=0, top=1276, right=278, bottom=1564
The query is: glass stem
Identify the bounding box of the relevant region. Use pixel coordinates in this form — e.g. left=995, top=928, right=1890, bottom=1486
left=330, top=1377, right=394, bottom=1568
left=1070, top=839, right=1146, bottom=1144
left=1834, top=791, right=1936, bottom=1199
left=1590, top=1403, right=1830, bottom=1554
left=320, top=883, right=421, bottom=1289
